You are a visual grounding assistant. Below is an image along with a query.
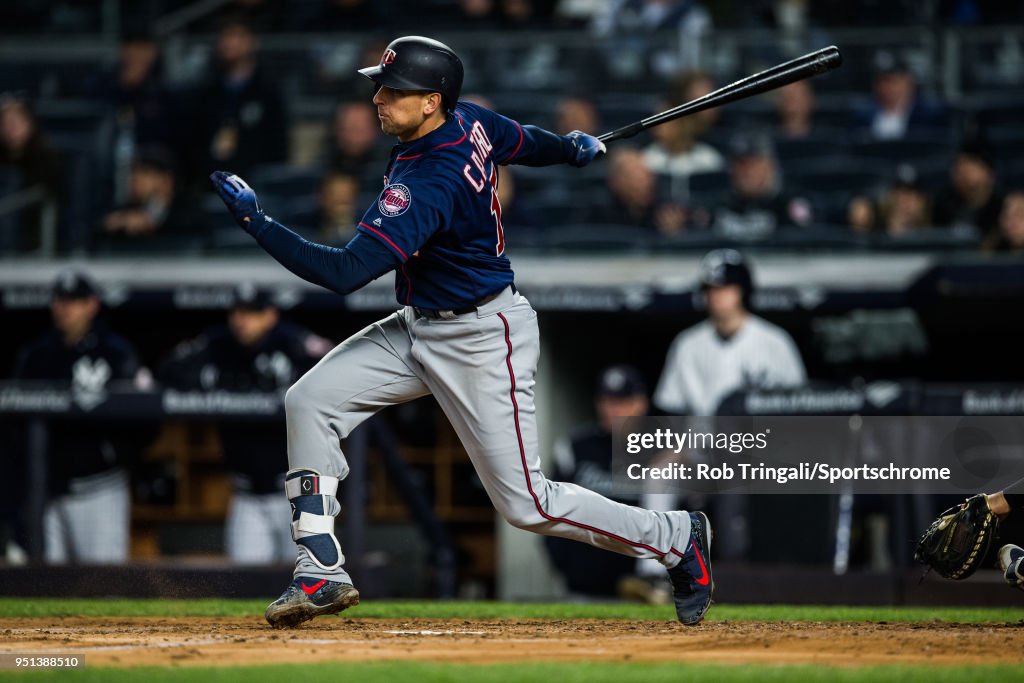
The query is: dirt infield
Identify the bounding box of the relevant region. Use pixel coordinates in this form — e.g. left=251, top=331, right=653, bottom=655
left=2, top=616, right=1023, bottom=668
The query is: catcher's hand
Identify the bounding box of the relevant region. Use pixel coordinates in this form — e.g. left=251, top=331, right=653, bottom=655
left=210, top=171, right=266, bottom=230
left=914, top=494, right=999, bottom=580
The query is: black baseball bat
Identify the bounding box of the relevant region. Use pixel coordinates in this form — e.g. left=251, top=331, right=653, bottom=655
left=597, top=45, right=843, bottom=144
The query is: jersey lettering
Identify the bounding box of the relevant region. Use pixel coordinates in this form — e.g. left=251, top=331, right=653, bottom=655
left=462, top=121, right=494, bottom=194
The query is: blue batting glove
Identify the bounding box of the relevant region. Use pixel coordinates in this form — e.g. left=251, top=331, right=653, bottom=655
left=210, top=170, right=266, bottom=230
left=566, top=130, right=607, bottom=168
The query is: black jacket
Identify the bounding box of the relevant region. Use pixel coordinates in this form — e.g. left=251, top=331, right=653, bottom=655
left=158, top=321, right=330, bottom=494
left=13, top=322, right=142, bottom=494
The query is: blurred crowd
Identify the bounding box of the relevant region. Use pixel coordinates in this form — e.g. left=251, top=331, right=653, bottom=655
left=1, top=1, right=1024, bottom=255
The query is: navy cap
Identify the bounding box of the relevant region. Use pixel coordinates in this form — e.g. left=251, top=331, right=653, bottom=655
left=52, top=270, right=98, bottom=299
left=596, top=365, right=647, bottom=398
left=729, top=131, right=774, bottom=160
left=231, top=282, right=274, bottom=310
left=873, top=50, right=911, bottom=76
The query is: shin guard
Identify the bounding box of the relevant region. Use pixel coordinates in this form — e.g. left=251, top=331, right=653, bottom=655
left=285, top=468, right=343, bottom=571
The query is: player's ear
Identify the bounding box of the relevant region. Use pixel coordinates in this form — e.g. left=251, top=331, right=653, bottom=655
left=423, top=92, right=442, bottom=117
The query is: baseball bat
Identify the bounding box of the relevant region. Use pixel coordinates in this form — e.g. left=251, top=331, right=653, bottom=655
left=597, top=45, right=843, bottom=144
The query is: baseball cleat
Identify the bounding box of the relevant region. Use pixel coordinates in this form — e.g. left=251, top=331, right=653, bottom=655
left=667, top=511, right=714, bottom=626
left=998, top=544, right=1024, bottom=591
left=265, top=576, right=360, bottom=629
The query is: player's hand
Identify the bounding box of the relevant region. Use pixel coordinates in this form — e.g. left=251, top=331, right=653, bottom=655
left=210, top=171, right=266, bottom=230
left=566, top=130, right=606, bottom=168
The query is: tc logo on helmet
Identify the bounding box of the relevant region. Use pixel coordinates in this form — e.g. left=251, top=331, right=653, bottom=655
left=379, top=184, right=411, bottom=217
left=381, top=49, right=397, bottom=65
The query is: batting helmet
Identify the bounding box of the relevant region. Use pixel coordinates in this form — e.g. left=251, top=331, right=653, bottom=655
left=358, top=36, right=464, bottom=111
left=699, top=249, right=754, bottom=308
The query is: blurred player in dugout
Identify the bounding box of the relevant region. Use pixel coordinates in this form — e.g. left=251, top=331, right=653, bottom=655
left=158, top=284, right=331, bottom=564
left=654, top=249, right=806, bottom=559
left=545, top=365, right=653, bottom=599
left=12, top=270, right=151, bottom=564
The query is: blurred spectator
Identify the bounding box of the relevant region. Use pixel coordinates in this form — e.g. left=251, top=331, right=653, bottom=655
left=588, top=147, right=686, bottom=236
left=499, top=0, right=555, bottom=28
left=457, top=0, right=501, bottom=28
left=847, top=164, right=932, bottom=237
left=854, top=53, right=945, bottom=141
left=291, top=0, right=384, bottom=31
left=88, top=32, right=173, bottom=149
left=189, top=17, right=287, bottom=185
left=654, top=250, right=806, bottom=558
left=555, top=0, right=604, bottom=25
left=13, top=271, right=151, bottom=565
left=985, top=190, right=1024, bottom=254
left=87, top=31, right=178, bottom=208
left=96, top=147, right=206, bottom=251
left=932, top=140, right=1004, bottom=238
left=496, top=168, right=542, bottom=233
left=312, top=169, right=361, bottom=244
left=554, top=96, right=600, bottom=136
left=696, top=132, right=812, bottom=240
left=194, top=0, right=289, bottom=33
left=158, top=284, right=332, bottom=565
left=328, top=101, right=385, bottom=182
left=545, top=365, right=650, bottom=598
left=642, top=94, right=724, bottom=181
left=774, top=79, right=818, bottom=140
left=0, top=94, right=63, bottom=252
left=593, top=1, right=712, bottom=76
left=674, top=71, right=719, bottom=141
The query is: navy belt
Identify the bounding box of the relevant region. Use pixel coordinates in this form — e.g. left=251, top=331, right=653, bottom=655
left=414, top=284, right=516, bottom=320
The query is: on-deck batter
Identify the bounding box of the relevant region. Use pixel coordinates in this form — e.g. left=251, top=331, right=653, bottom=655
left=211, top=35, right=714, bottom=629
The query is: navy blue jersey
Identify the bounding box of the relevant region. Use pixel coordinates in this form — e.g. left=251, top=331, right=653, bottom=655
left=356, top=102, right=557, bottom=309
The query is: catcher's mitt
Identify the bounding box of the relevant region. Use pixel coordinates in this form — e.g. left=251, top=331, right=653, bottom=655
left=914, top=494, right=999, bottom=580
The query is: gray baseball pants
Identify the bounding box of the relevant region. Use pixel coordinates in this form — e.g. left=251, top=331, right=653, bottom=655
left=284, top=286, right=691, bottom=583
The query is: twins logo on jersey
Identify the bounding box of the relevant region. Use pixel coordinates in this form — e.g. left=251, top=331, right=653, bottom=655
left=379, top=184, right=412, bottom=217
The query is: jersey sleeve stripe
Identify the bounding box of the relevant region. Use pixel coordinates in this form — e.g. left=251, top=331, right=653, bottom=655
left=500, top=120, right=524, bottom=164
left=358, top=222, right=409, bottom=261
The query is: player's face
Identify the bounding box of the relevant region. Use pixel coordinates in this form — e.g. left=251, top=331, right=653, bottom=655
left=229, top=307, right=279, bottom=347
left=372, top=86, right=441, bottom=142
left=51, top=296, right=99, bottom=338
left=597, top=395, right=649, bottom=433
left=704, top=284, right=744, bottom=319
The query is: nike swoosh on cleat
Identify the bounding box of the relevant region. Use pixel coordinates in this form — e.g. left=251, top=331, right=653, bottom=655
left=691, top=540, right=710, bottom=586
left=301, top=580, right=327, bottom=595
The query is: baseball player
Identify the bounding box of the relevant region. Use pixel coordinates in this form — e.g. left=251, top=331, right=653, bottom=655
left=12, top=270, right=150, bottom=564
left=988, top=489, right=1024, bottom=590
left=211, top=36, right=713, bottom=628
left=158, top=284, right=332, bottom=565
left=654, top=249, right=806, bottom=418
left=917, top=486, right=1024, bottom=591
left=653, top=249, right=805, bottom=560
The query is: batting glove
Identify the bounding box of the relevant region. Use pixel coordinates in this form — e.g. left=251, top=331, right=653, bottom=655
left=210, top=171, right=267, bottom=230
left=566, top=130, right=607, bottom=168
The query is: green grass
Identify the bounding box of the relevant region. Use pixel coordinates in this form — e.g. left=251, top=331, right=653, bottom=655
left=0, top=662, right=1020, bottom=683
left=0, top=598, right=1021, bottom=623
